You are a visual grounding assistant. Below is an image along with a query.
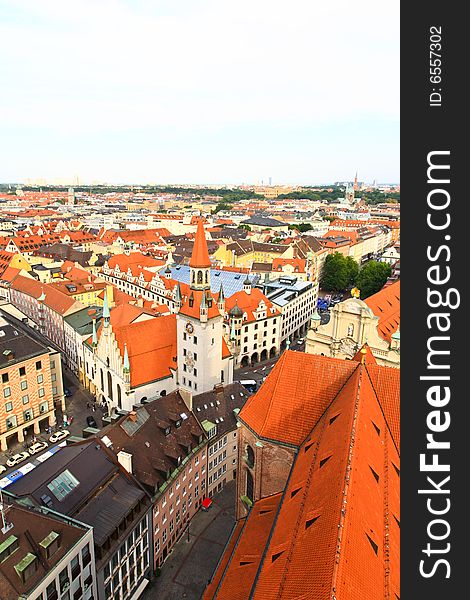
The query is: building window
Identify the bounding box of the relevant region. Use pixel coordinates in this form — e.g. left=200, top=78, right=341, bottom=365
left=245, top=445, right=255, bottom=469
left=6, top=415, right=17, bottom=429
left=21, top=381, right=28, bottom=391
left=38, top=387, right=45, bottom=398
left=5, top=402, right=13, bottom=412
left=3, top=387, right=11, bottom=398
left=37, top=374, right=44, bottom=384
left=22, top=395, right=29, bottom=404
left=246, top=469, right=254, bottom=503
left=36, top=361, right=42, bottom=370
left=1, top=373, right=8, bottom=383
left=19, top=366, right=26, bottom=376
left=193, top=336, right=197, bottom=345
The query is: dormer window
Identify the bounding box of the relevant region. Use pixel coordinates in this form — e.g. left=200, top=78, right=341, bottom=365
left=175, top=419, right=182, bottom=428
left=165, top=426, right=171, bottom=436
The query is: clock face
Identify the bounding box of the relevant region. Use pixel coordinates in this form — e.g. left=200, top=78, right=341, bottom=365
left=185, top=322, right=194, bottom=334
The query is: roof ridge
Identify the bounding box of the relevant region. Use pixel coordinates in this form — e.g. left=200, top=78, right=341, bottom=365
left=329, top=365, right=365, bottom=599
left=363, top=364, right=400, bottom=455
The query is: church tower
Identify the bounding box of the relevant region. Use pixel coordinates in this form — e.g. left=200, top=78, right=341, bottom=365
left=176, top=219, right=233, bottom=394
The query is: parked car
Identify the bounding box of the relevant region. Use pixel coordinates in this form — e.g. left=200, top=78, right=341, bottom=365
left=64, top=388, right=72, bottom=397
left=50, top=429, right=70, bottom=443
left=29, top=441, right=49, bottom=456
left=0, top=464, right=6, bottom=475
left=86, top=415, right=98, bottom=428
left=6, top=452, right=30, bottom=468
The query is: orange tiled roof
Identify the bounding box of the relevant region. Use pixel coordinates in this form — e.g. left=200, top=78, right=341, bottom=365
left=224, top=288, right=279, bottom=324
left=222, top=337, right=231, bottom=359
left=11, top=275, right=82, bottom=315
left=206, top=494, right=282, bottom=600
left=207, top=353, right=400, bottom=600
left=364, top=280, right=400, bottom=343
left=106, top=252, right=164, bottom=271
left=189, top=219, right=211, bottom=268
left=272, top=257, right=306, bottom=272
left=239, top=351, right=358, bottom=446
left=178, top=290, right=221, bottom=320
left=113, top=315, right=177, bottom=387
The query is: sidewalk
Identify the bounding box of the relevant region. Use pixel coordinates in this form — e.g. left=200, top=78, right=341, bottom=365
left=142, top=481, right=237, bottom=600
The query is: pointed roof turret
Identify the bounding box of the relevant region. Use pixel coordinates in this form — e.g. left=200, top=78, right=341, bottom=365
left=200, top=290, right=207, bottom=310
left=217, top=283, right=225, bottom=302
left=229, top=301, right=243, bottom=318
left=174, top=282, right=182, bottom=304
left=123, top=343, right=130, bottom=372
left=103, top=288, right=110, bottom=326
left=189, top=219, right=211, bottom=268
left=92, top=317, right=98, bottom=347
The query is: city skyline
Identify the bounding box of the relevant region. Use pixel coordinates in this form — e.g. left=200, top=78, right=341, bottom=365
left=0, top=0, right=399, bottom=184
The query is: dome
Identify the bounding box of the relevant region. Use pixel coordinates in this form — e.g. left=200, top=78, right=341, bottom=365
left=229, top=302, right=244, bottom=318
left=311, top=309, right=321, bottom=322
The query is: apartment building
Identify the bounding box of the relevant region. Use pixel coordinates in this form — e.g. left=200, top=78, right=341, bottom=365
left=0, top=316, right=64, bottom=451
left=97, top=390, right=207, bottom=570
left=223, top=279, right=281, bottom=368
left=0, top=495, right=96, bottom=600
left=7, top=439, right=152, bottom=600
left=9, top=275, right=84, bottom=354
left=192, top=382, right=250, bottom=498
left=256, top=276, right=317, bottom=347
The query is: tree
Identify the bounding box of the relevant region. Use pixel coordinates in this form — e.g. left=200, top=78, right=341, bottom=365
left=345, top=256, right=359, bottom=286
left=320, top=252, right=350, bottom=291
left=355, top=261, right=392, bottom=298
left=238, top=224, right=251, bottom=231
left=288, top=223, right=313, bottom=233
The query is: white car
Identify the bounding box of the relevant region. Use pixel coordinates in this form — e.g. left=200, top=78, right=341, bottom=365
left=29, top=441, right=49, bottom=456
left=0, top=464, right=6, bottom=475
left=6, top=452, right=30, bottom=468
left=49, top=429, right=70, bottom=444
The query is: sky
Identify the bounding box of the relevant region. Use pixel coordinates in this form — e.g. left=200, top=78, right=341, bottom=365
left=0, top=0, right=399, bottom=186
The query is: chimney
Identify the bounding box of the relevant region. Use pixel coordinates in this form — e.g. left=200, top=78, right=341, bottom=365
left=117, top=450, right=133, bottom=474
left=129, top=410, right=137, bottom=422
left=179, top=388, right=193, bottom=412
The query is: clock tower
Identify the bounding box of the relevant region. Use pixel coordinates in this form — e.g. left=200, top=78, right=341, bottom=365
left=176, top=219, right=233, bottom=394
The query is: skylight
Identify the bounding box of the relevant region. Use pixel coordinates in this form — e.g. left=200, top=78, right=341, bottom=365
left=47, top=469, right=79, bottom=501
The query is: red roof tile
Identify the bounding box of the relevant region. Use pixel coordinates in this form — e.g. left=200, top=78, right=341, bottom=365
left=365, top=280, right=400, bottom=343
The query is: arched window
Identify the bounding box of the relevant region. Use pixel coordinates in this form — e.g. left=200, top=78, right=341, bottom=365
left=205, top=271, right=208, bottom=283
left=197, top=270, right=203, bottom=284
left=117, top=385, right=122, bottom=409
left=100, top=369, right=104, bottom=391
left=191, top=271, right=195, bottom=283
left=246, top=469, right=254, bottom=503
left=107, top=371, right=113, bottom=402
left=246, top=445, right=255, bottom=469
left=160, top=390, right=167, bottom=397
left=106, top=357, right=110, bottom=368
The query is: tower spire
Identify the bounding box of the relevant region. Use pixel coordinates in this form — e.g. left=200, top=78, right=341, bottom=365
left=189, top=219, right=211, bottom=291
left=103, top=288, right=110, bottom=327
left=189, top=219, right=211, bottom=269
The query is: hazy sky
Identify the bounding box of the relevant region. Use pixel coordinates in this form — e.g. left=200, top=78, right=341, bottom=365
left=0, top=0, right=399, bottom=185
